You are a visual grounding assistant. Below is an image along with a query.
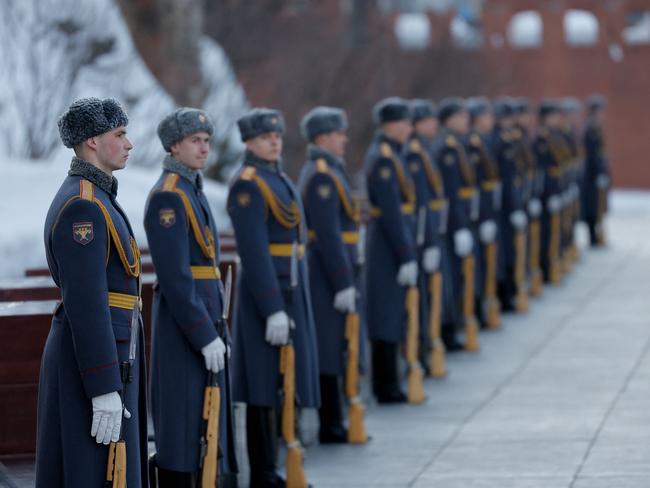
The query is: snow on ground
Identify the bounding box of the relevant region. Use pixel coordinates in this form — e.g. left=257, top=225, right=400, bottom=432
left=0, top=157, right=231, bottom=279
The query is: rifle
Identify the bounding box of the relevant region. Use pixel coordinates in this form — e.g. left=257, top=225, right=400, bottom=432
left=483, top=241, right=501, bottom=330
left=106, top=301, right=139, bottom=488
left=344, top=311, right=367, bottom=443
left=401, top=206, right=427, bottom=403
left=528, top=219, right=543, bottom=297
left=427, top=272, right=446, bottom=377
left=405, top=286, right=425, bottom=403
left=462, top=255, right=480, bottom=352
left=198, top=266, right=233, bottom=488
left=596, top=186, right=607, bottom=246
left=514, top=230, right=529, bottom=313
left=280, top=243, right=307, bottom=488
left=549, top=210, right=562, bottom=284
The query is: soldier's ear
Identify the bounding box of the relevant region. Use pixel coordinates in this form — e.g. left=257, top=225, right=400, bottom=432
left=85, top=136, right=98, bottom=151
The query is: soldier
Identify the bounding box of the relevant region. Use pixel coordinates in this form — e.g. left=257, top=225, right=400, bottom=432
left=582, top=95, right=610, bottom=246
left=364, top=97, right=418, bottom=402
left=490, top=98, right=528, bottom=312
left=405, top=100, right=448, bottom=370
left=36, top=98, right=148, bottom=487
left=296, top=106, right=363, bottom=443
left=562, top=97, right=584, bottom=267
left=513, top=98, right=544, bottom=296
left=227, top=108, right=320, bottom=486
left=534, top=100, right=571, bottom=283
left=431, top=98, right=478, bottom=351
left=144, top=108, right=238, bottom=486
left=465, top=97, right=501, bottom=328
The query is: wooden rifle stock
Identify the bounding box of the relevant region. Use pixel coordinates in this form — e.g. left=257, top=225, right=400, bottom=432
left=596, top=187, right=607, bottom=245
left=106, top=440, right=126, bottom=488
left=514, top=230, right=529, bottom=313
left=405, top=287, right=425, bottom=404
left=549, top=212, right=562, bottom=283
left=427, top=272, right=447, bottom=377
left=462, top=256, right=480, bottom=352
left=199, top=373, right=220, bottom=488
left=528, top=220, right=543, bottom=297
left=483, top=242, right=501, bottom=329
left=280, top=344, right=307, bottom=488
left=344, top=313, right=368, bottom=443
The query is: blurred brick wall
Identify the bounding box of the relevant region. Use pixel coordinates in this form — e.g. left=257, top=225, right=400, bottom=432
left=208, top=0, right=649, bottom=188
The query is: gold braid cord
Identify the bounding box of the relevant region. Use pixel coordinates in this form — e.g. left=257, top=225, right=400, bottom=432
left=162, top=173, right=216, bottom=261
left=410, top=141, right=444, bottom=197
left=79, top=180, right=140, bottom=278
left=380, top=143, right=416, bottom=205
left=315, top=159, right=360, bottom=223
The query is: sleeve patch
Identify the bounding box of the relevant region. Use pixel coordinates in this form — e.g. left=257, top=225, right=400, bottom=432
left=236, top=192, right=251, bottom=207
left=409, top=161, right=420, bottom=173
left=159, top=208, right=176, bottom=228
left=444, top=153, right=455, bottom=166
left=317, top=184, right=332, bottom=199
left=379, top=166, right=392, bottom=180
left=72, top=222, right=94, bottom=245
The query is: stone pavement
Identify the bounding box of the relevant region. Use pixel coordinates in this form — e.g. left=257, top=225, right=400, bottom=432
left=2, top=191, right=649, bottom=487
left=303, top=191, right=650, bottom=488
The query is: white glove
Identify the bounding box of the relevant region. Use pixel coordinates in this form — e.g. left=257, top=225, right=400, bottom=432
left=479, top=220, right=497, bottom=243
left=201, top=337, right=226, bottom=373
left=91, top=391, right=129, bottom=445
left=547, top=195, right=561, bottom=214
left=423, top=246, right=441, bottom=273
left=570, top=183, right=580, bottom=200
left=265, top=311, right=292, bottom=346
left=597, top=174, right=609, bottom=189
left=562, top=190, right=572, bottom=207
left=527, top=198, right=542, bottom=218
left=396, top=261, right=418, bottom=286
left=510, top=210, right=528, bottom=230
left=333, top=286, right=356, bottom=313
left=453, top=228, right=473, bottom=257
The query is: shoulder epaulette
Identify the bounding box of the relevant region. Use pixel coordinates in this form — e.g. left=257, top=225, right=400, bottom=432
left=445, top=135, right=456, bottom=147
left=162, top=173, right=180, bottom=191
left=79, top=180, right=94, bottom=201
left=409, top=139, right=422, bottom=152
left=77, top=180, right=140, bottom=278
left=470, top=134, right=481, bottom=147
left=241, top=166, right=256, bottom=181
left=316, top=158, right=329, bottom=173
left=380, top=142, right=392, bottom=158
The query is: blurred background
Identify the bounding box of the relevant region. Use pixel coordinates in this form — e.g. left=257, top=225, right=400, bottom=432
left=1, top=0, right=649, bottom=276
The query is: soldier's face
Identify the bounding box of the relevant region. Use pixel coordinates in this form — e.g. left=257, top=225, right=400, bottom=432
left=315, top=130, right=348, bottom=158
left=473, top=112, right=494, bottom=134
left=447, top=111, right=470, bottom=135
left=246, top=132, right=283, bottom=161
left=383, top=120, right=412, bottom=143
left=517, top=112, right=532, bottom=129
left=93, top=126, right=133, bottom=174
left=414, top=117, right=438, bottom=139
left=171, top=132, right=211, bottom=170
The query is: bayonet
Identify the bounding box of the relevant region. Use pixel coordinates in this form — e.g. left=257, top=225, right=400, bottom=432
left=416, top=206, right=426, bottom=247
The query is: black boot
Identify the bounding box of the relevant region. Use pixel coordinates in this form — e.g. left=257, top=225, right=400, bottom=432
left=157, top=467, right=195, bottom=488
left=246, top=405, right=285, bottom=488
left=441, top=323, right=464, bottom=352
left=372, top=340, right=407, bottom=404
left=318, top=375, right=348, bottom=443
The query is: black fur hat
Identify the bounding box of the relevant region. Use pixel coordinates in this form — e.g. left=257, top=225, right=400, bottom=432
left=157, top=107, right=214, bottom=152
left=373, top=97, right=411, bottom=125
left=238, top=108, right=285, bottom=142
left=300, top=106, right=348, bottom=141
left=58, top=97, right=128, bottom=148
